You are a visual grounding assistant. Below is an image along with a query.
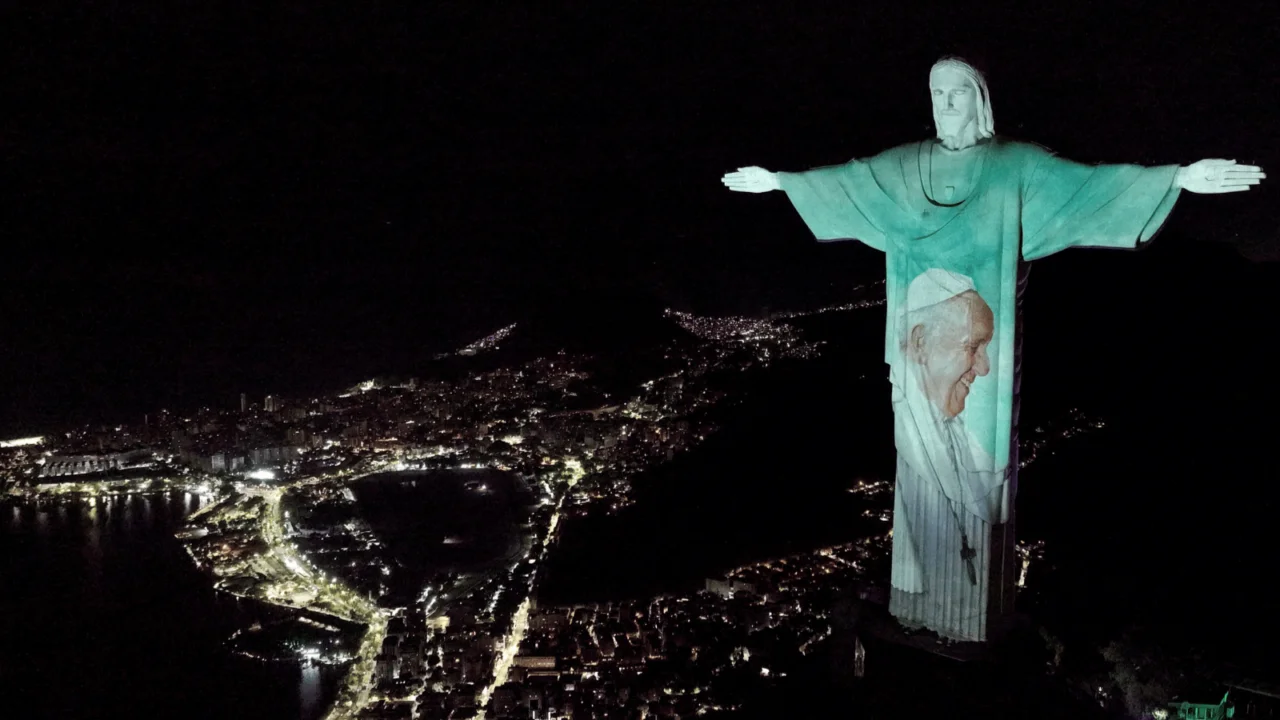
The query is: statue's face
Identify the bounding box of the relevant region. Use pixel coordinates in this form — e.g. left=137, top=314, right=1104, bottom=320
left=910, top=292, right=994, bottom=418
left=930, top=66, right=978, bottom=139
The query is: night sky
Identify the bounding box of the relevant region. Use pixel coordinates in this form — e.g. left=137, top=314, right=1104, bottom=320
left=4, top=2, right=1278, bottom=435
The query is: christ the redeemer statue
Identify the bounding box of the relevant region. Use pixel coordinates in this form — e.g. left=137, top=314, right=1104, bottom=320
left=722, top=56, right=1264, bottom=642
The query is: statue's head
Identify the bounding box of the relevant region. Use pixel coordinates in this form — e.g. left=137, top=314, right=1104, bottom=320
left=929, top=56, right=994, bottom=143
left=904, top=269, right=994, bottom=418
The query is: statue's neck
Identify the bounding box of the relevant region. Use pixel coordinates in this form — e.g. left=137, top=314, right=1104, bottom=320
left=936, top=123, right=980, bottom=151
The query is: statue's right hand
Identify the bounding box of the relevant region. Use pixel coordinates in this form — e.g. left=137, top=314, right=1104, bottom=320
left=721, top=166, right=780, bottom=193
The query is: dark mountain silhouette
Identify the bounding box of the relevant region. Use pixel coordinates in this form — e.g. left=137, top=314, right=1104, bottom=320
left=1013, top=235, right=1280, bottom=685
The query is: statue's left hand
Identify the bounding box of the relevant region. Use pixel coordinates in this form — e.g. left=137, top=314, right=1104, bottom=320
left=1176, top=159, right=1266, bottom=194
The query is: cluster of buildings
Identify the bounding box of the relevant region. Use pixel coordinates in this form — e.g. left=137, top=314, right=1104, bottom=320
left=342, top=537, right=544, bottom=718
left=178, top=492, right=277, bottom=591
left=355, top=483, right=558, bottom=718
left=38, top=448, right=157, bottom=477
left=444, top=534, right=893, bottom=720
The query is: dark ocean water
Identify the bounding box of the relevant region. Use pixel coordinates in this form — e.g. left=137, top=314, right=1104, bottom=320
left=0, top=492, right=344, bottom=720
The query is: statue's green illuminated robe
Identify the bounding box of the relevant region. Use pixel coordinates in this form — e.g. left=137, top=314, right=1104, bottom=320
left=778, top=138, right=1180, bottom=641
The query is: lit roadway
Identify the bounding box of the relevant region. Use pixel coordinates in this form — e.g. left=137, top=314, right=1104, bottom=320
left=230, top=458, right=409, bottom=719
left=472, top=494, right=566, bottom=720
left=236, top=481, right=389, bottom=719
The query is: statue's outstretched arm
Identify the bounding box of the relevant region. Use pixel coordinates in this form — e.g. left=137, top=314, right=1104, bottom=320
left=721, top=166, right=781, bottom=193
left=723, top=158, right=893, bottom=249
left=1174, top=159, right=1265, bottom=194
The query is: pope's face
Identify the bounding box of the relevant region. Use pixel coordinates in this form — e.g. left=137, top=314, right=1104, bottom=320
left=930, top=66, right=978, bottom=138
left=912, top=292, right=994, bottom=418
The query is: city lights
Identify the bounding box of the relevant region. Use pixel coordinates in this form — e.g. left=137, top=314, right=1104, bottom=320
left=0, top=302, right=1101, bottom=720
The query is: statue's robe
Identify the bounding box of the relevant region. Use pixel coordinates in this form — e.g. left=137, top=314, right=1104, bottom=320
left=778, top=137, right=1181, bottom=641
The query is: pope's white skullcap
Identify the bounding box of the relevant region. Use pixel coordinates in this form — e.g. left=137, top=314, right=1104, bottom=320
left=905, top=268, right=976, bottom=314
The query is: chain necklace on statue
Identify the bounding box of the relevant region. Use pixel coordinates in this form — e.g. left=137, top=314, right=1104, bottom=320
left=925, top=140, right=982, bottom=206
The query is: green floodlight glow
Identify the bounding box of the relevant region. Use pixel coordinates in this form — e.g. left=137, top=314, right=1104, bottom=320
left=721, top=56, right=1264, bottom=643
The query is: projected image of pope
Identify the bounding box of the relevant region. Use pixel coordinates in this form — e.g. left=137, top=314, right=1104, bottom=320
left=891, top=269, right=1006, bottom=634
left=904, top=270, right=994, bottom=422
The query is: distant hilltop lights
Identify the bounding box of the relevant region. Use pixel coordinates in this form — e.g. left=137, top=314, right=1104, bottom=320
left=665, top=309, right=802, bottom=343
left=663, top=290, right=885, bottom=343
left=339, top=379, right=380, bottom=398
left=661, top=308, right=825, bottom=363
left=450, top=322, right=518, bottom=358
left=336, top=377, right=419, bottom=399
